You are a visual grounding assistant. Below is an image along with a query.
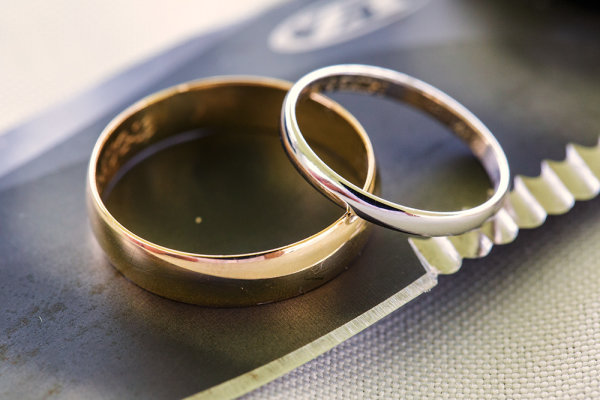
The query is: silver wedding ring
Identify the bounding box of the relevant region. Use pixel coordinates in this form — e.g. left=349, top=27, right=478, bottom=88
left=281, top=64, right=510, bottom=237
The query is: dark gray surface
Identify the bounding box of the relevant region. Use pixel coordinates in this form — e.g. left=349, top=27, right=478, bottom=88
left=0, top=154, right=425, bottom=399
left=246, top=195, right=600, bottom=399
left=1, top=0, right=598, bottom=398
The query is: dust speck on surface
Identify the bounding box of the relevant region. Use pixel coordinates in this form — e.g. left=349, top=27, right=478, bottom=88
left=194, top=216, right=203, bottom=224
left=46, top=383, right=62, bottom=397
left=89, top=283, right=106, bottom=295
left=0, top=344, right=7, bottom=361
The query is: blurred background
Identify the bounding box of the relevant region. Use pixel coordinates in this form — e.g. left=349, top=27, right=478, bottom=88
left=0, top=0, right=285, bottom=134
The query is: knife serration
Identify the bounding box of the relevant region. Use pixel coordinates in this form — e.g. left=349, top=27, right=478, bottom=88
left=410, top=138, right=600, bottom=275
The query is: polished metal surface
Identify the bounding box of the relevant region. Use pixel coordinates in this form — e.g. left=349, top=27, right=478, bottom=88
left=281, top=64, right=511, bottom=237
left=87, top=77, right=377, bottom=306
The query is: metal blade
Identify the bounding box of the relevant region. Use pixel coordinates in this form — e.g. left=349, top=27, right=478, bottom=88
left=411, top=138, right=600, bottom=275
left=193, top=138, right=600, bottom=399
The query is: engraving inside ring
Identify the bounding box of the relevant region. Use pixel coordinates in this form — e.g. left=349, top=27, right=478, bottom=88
left=103, top=127, right=357, bottom=254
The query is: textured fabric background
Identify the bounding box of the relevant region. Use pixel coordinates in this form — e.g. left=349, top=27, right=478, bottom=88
left=245, top=196, right=600, bottom=399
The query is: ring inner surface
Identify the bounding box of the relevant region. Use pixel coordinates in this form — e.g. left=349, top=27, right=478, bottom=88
left=297, top=82, right=494, bottom=212
left=302, top=75, right=498, bottom=211
left=306, top=74, right=501, bottom=181
left=96, top=83, right=370, bottom=254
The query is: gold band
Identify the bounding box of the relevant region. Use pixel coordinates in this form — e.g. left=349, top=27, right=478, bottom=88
left=87, top=77, right=376, bottom=306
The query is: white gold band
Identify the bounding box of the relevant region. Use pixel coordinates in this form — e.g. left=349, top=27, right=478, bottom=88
left=281, top=64, right=511, bottom=237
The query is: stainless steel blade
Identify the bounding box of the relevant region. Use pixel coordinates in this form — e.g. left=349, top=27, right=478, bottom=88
left=411, top=138, right=600, bottom=275
left=193, top=138, right=600, bottom=399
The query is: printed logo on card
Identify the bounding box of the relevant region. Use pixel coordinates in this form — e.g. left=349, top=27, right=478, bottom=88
left=269, top=0, right=427, bottom=53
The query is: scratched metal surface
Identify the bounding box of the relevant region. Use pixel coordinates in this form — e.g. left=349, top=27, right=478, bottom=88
left=0, top=0, right=598, bottom=399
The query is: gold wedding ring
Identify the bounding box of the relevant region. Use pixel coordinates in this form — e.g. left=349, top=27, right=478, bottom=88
left=87, top=77, right=376, bottom=306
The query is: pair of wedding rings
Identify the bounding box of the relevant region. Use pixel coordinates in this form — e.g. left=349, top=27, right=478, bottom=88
left=87, top=64, right=510, bottom=306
